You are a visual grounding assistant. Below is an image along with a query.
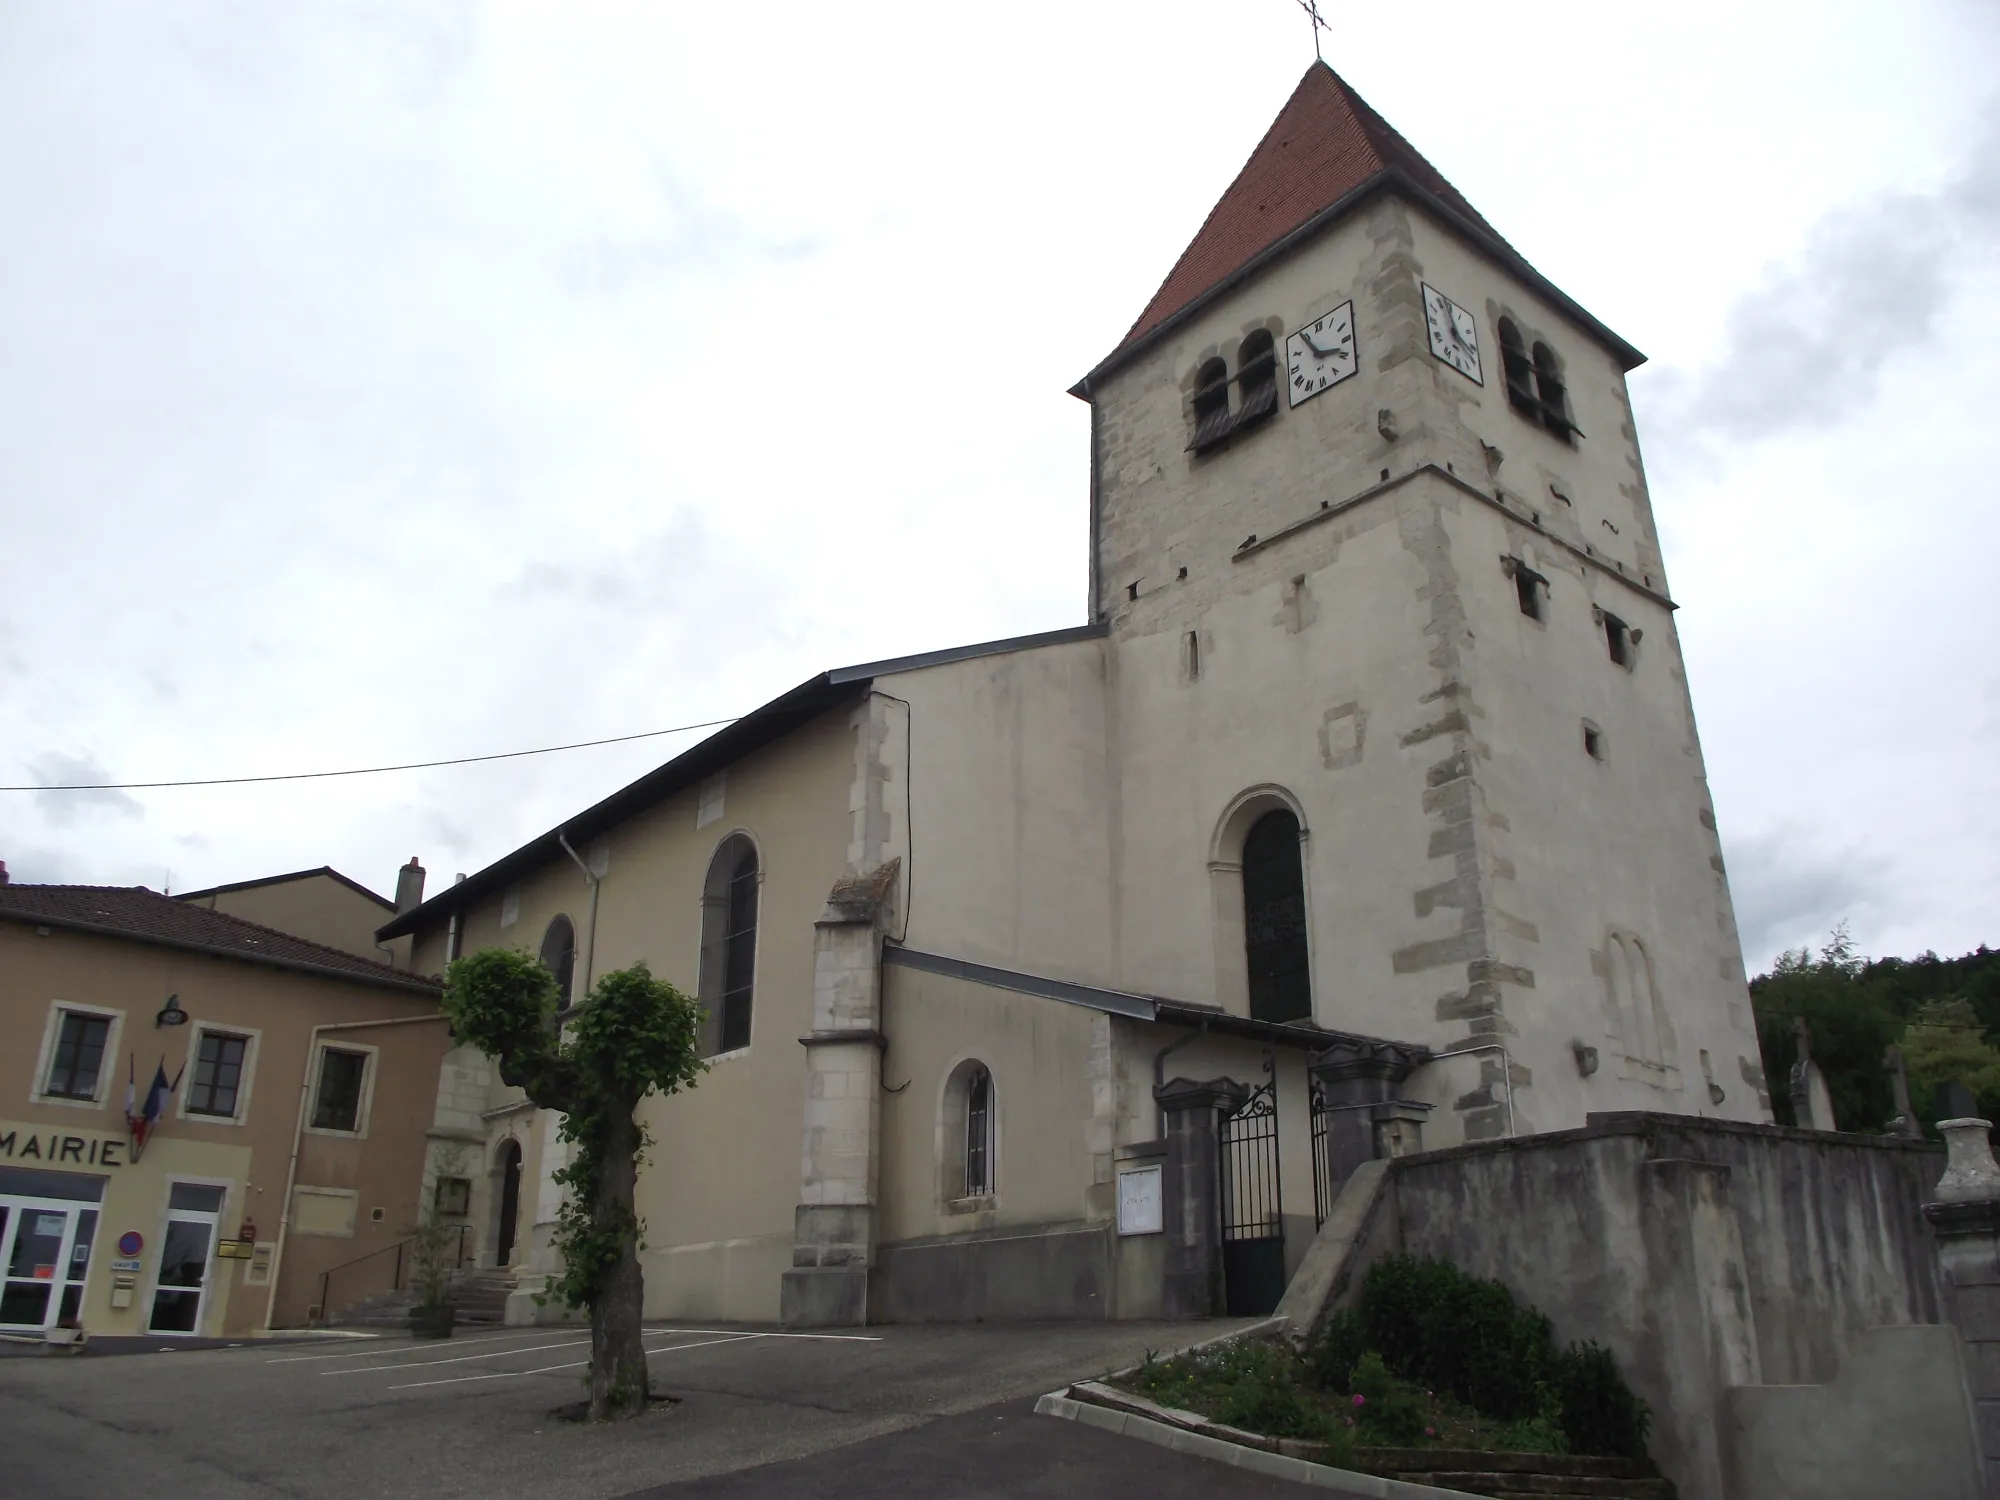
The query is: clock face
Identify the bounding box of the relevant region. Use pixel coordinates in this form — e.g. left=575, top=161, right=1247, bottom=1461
left=1421, top=282, right=1483, bottom=384
left=1285, top=301, right=1358, bottom=407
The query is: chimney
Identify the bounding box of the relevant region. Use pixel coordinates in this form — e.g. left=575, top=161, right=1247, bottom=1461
left=395, top=856, right=426, bottom=914
left=0, top=860, right=10, bottom=886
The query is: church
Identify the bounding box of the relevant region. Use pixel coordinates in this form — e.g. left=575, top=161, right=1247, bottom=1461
left=376, top=62, right=1772, bottom=1328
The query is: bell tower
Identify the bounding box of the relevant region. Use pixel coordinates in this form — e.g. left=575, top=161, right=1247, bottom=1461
left=1071, top=64, right=1770, bottom=1138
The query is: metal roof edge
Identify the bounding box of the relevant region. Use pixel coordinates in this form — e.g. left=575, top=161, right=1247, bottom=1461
left=376, top=672, right=870, bottom=941
left=828, top=622, right=1107, bottom=685
left=173, top=865, right=395, bottom=911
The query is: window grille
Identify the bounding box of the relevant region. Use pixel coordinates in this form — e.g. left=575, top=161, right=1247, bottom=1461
left=965, top=1066, right=992, bottom=1197
left=311, top=1048, right=368, bottom=1132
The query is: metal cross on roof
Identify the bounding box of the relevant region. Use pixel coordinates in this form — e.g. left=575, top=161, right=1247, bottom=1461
left=1293, top=0, right=1329, bottom=62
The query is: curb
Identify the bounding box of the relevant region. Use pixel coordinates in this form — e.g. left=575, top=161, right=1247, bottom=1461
left=1034, top=1390, right=1487, bottom=1499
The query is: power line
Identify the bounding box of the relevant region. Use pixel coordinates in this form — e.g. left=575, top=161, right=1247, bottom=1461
left=3, top=717, right=741, bottom=793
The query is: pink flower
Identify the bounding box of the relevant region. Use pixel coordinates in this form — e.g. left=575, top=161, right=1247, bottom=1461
left=1352, top=1394, right=1366, bottom=1407
left=1345, top=1416, right=1356, bottom=1428
left=1426, top=1427, right=1436, bottom=1437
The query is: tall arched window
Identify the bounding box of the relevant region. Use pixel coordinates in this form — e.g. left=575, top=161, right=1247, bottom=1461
left=539, top=916, right=576, bottom=1005
left=1189, top=356, right=1232, bottom=452
left=1237, top=329, right=1278, bottom=427
left=1531, top=341, right=1573, bottom=439
left=698, top=834, right=760, bottom=1056
left=965, top=1065, right=993, bottom=1197
left=1498, top=318, right=1536, bottom=414
left=1241, top=810, right=1311, bottom=1023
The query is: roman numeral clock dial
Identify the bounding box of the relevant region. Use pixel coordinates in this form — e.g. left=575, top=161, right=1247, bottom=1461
left=1285, top=300, right=1357, bottom=407
left=1421, top=283, right=1483, bottom=384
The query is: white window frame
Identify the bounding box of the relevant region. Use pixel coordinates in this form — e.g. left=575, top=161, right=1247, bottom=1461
left=143, top=1174, right=232, bottom=1339
left=28, top=1001, right=126, bottom=1111
left=177, top=1022, right=262, bottom=1127
left=303, top=1040, right=379, bottom=1139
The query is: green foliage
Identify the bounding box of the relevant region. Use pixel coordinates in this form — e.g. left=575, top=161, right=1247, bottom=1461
left=1130, top=1340, right=1349, bottom=1449
left=1550, top=1341, right=1651, bottom=1461
left=1332, top=1254, right=1649, bottom=1460
left=1358, top=1253, right=1553, bottom=1421
left=1751, top=930, right=2000, bottom=1132
left=442, top=950, right=705, bottom=1310
left=405, top=1143, right=469, bottom=1311
left=1348, top=1351, right=1432, bottom=1446
left=1301, top=1306, right=1368, bottom=1393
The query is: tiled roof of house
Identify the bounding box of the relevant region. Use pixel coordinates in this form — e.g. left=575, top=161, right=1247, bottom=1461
left=0, top=882, right=441, bottom=994
left=1080, top=63, right=1642, bottom=386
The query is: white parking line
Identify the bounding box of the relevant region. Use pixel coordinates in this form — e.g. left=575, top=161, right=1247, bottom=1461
left=270, top=1330, right=564, bottom=1365
left=323, top=1334, right=591, bottom=1376
left=388, top=1333, right=757, bottom=1391
left=638, top=1327, right=883, bottom=1343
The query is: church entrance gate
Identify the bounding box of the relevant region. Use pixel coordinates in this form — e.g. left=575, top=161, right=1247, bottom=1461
left=1218, top=1068, right=1286, bottom=1316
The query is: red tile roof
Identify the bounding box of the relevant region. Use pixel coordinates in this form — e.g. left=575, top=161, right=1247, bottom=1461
left=0, top=883, right=441, bottom=994
left=1117, top=64, right=1505, bottom=356
left=1084, top=64, right=1641, bottom=383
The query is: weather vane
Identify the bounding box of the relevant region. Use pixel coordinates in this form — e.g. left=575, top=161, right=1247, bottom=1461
left=1294, top=0, right=1329, bottom=62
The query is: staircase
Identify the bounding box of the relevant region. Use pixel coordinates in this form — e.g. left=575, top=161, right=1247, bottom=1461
left=1359, top=1449, right=1675, bottom=1500
left=322, top=1267, right=515, bottom=1329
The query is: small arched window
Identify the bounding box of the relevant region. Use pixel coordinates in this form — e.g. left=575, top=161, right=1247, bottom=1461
left=1189, top=356, right=1232, bottom=452
left=698, top=835, right=760, bottom=1056
left=1498, top=318, right=1536, bottom=415
left=1237, top=329, right=1278, bottom=427
left=965, top=1065, right=993, bottom=1197
left=1531, top=342, right=1574, bottom=439
left=941, top=1059, right=997, bottom=1202
left=539, top=916, right=576, bottom=1005
left=1242, top=809, right=1311, bottom=1024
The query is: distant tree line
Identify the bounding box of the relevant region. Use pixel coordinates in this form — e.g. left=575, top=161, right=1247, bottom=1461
left=1752, top=924, right=2000, bottom=1135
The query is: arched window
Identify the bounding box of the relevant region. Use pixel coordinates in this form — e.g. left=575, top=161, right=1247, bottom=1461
left=1531, top=342, right=1574, bottom=439
left=1498, top=318, right=1536, bottom=415
left=965, top=1065, right=993, bottom=1197
left=1237, top=329, right=1278, bottom=427
left=940, top=1059, right=997, bottom=1202
left=698, top=834, right=760, bottom=1056
left=539, top=916, right=576, bottom=1005
left=1189, top=356, right=1232, bottom=452
left=1241, top=810, right=1311, bottom=1024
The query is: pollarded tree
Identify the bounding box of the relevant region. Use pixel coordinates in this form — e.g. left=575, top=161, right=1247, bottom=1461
left=444, top=949, right=704, bottom=1420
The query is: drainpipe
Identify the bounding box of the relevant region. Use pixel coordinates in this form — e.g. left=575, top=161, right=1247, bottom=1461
left=556, top=831, right=600, bottom=1006
left=264, top=1012, right=452, bottom=1333
left=1418, top=1041, right=1518, bottom=1139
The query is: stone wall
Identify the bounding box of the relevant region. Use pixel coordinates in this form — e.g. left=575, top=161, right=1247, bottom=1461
left=1364, top=1112, right=1946, bottom=1500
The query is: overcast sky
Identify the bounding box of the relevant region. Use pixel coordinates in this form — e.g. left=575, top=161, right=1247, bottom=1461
left=3, top=2, right=1995, bottom=974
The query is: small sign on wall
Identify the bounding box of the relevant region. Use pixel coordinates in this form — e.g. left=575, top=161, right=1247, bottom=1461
left=1116, top=1163, right=1164, bottom=1236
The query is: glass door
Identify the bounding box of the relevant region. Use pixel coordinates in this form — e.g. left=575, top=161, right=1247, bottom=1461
left=0, top=1201, right=81, bottom=1331
left=148, top=1183, right=225, bottom=1335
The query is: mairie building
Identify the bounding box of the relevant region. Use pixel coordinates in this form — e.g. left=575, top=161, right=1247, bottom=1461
left=378, top=63, right=1771, bottom=1329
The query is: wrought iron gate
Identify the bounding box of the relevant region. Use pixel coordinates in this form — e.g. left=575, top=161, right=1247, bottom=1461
left=1219, top=1067, right=1286, bottom=1315
left=1310, top=1077, right=1335, bottom=1228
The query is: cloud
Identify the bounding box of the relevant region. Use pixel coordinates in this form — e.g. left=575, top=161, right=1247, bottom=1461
left=1643, top=103, right=2000, bottom=458
left=1723, top=828, right=1898, bottom=972
left=25, top=753, right=145, bottom=829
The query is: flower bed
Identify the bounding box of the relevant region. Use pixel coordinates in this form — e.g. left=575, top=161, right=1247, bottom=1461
left=1106, top=1254, right=1655, bottom=1475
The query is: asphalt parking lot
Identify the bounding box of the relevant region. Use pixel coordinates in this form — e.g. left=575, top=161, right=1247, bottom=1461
left=0, top=1318, right=1349, bottom=1500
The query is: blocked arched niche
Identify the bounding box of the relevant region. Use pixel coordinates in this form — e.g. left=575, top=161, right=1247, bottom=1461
left=1599, top=927, right=1679, bottom=1087
left=1208, top=787, right=1315, bottom=1023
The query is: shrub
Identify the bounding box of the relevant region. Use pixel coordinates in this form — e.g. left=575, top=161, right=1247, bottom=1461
left=1302, top=1307, right=1368, bottom=1394
left=1133, top=1339, right=1345, bottom=1444
left=1355, top=1254, right=1649, bottom=1458
left=1552, top=1340, right=1651, bottom=1460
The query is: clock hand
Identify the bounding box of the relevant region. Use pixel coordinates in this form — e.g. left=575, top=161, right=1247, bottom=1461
left=1302, top=331, right=1349, bottom=359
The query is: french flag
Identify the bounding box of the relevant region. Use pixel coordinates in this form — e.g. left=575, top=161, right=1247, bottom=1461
left=125, top=1056, right=183, bottom=1158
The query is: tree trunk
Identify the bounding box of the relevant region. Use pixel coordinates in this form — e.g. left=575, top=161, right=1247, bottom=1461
left=588, top=1101, right=651, bottom=1420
